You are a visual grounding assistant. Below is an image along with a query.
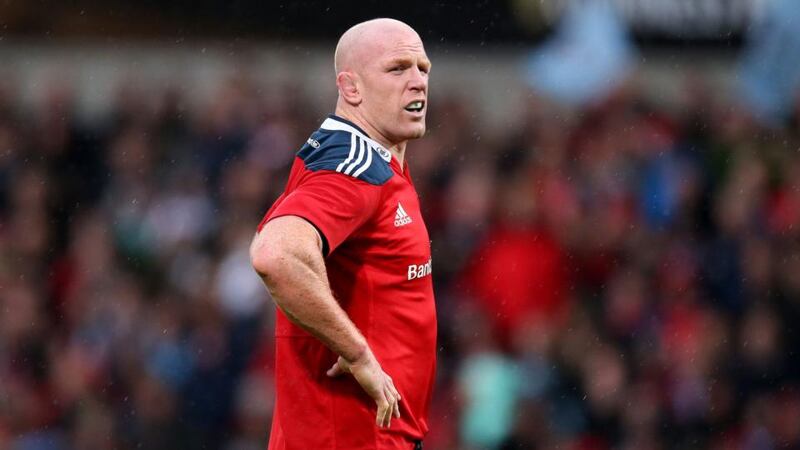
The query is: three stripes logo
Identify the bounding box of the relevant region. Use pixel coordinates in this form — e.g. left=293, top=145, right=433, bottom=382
left=394, top=202, right=412, bottom=227
left=335, top=134, right=375, bottom=178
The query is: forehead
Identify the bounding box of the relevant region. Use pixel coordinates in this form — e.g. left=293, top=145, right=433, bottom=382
left=369, top=29, right=428, bottom=62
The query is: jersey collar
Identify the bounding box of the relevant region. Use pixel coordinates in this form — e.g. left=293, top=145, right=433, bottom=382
left=321, top=115, right=393, bottom=164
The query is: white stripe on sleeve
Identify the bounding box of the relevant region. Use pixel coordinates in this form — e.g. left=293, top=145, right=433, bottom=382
left=343, top=138, right=366, bottom=175
left=335, top=134, right=358, bottom=173
left=351, top=143, right=374, bottom=178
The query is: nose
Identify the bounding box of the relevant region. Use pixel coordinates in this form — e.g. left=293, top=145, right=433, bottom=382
left=408, top=67, right=427, bottom=93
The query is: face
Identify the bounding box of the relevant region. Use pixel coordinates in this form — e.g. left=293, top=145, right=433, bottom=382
left=357, top=29, right=431, bottom=145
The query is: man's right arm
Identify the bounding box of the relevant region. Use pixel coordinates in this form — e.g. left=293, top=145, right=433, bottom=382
left=249, top=215, right=401, bottom=428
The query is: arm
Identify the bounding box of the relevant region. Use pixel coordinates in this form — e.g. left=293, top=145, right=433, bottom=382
left=250, top=215, right=401, bottom=427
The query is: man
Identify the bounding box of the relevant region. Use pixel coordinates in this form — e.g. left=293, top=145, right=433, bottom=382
left=250, top=18, right=436, bottom=450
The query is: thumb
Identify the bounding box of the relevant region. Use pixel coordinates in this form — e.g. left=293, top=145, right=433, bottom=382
left=326, top=361, right=344, bottom=377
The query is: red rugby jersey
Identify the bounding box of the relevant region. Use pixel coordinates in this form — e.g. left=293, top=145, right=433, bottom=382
left=257, top=115, right=437, bottom=450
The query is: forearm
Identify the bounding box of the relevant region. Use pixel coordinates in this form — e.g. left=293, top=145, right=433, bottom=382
left=261, top=251, right=368, bottom=362
left=251, top=217, right=369, bottom=363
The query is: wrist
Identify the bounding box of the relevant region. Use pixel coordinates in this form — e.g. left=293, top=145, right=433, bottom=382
left=345, top=343, right=373, bottom=367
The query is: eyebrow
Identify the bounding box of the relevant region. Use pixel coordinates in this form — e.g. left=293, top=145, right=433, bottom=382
left=386, top=56, right=432, bottom=68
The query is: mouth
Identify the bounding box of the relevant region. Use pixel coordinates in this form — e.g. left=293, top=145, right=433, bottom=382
left=404, top=100, right=425, bottom=113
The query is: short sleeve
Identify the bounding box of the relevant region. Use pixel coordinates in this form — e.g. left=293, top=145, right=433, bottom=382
left=268, top=171, right=382, bottom=255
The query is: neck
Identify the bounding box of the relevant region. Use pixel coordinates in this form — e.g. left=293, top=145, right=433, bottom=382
left=335, top=105, right=406, bottom=167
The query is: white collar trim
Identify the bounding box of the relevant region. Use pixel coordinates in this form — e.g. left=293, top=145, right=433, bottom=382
left=320, top=117, right=393, bottom=163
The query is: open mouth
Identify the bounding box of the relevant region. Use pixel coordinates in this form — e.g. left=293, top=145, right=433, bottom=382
left=404, top=100, right=425, bottom=113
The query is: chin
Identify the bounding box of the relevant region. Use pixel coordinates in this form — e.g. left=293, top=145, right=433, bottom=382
left=406, top=122, right=427, bottom=140
left=386, top=120, right=426, bottom=143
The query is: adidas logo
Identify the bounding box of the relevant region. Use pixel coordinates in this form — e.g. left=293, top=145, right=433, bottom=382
left=394, top=202, right=412, bottom=227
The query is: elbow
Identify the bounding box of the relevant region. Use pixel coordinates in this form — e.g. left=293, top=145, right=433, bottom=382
left=250, top=248, right=293, bottom=311
left=249, top=234, right=282, bottom=279
left=250, top=246, right=281, bottom=280
left=251, top=248, right=286, bottom=302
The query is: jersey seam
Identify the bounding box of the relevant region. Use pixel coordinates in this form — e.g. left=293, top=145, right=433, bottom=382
left=310, top=166, right=392, bottom=186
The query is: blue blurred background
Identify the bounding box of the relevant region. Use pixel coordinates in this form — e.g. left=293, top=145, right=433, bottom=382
left=2, top=1, right=800, bottom=449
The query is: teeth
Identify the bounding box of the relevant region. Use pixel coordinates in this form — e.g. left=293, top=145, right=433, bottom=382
left=405, top=101, right=423, bottom=111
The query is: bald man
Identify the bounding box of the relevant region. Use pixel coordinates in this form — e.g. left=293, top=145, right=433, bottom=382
left=250, top=19, right=435, bottom=450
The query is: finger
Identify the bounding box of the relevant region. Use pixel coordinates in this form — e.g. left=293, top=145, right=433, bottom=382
left=376, top=404, right=389, bottom=428
left=385, top=385, right=400, bottom=420
left=326, top=361, right=343, bottom=377
left=393, top=397, right=401, bottom=419
left=384, top=394, right=394, bottom=428
left=386, top=376, right=401, bottom=402
left=383, top=390, right=396, bottom=427
left=384, top=390, right=396, bottom=428
left=389, top=379, right=401, bottom=402
left=383, top=401, right=393, bottom=428
left=376, top=397, right=390, bottom=428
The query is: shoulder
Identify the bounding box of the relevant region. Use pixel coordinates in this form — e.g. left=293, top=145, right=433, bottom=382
left=297, top=119, right=394, bottom=186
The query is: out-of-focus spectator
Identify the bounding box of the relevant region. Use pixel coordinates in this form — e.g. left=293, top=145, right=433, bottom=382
left=1, top=49, right=800, bottom=450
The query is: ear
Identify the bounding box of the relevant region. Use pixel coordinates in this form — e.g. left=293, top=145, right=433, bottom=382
left=336, top=71, right=362, bottom=106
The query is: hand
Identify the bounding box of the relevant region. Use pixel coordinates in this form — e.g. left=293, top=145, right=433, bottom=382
left=326, top=350, right=401, bottom=428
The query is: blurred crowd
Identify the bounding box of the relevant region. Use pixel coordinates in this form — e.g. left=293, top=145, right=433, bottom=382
left=1, top=65, right=800, bottom=450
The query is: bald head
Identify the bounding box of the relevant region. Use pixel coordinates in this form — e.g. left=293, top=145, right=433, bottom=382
left=332, top=18, right=430, bottom=151
left=334, top=18, right=421, bottom=74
